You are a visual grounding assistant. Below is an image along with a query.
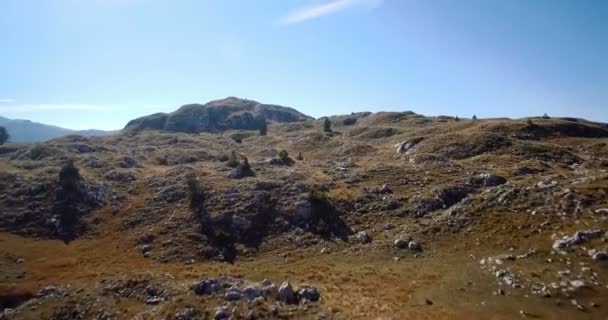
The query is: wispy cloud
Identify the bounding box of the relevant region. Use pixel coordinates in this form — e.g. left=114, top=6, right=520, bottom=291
left=277, top=0, right=382, bottom=25
left=0, top=104, right=115, bottom=112
left=0, top=98, right=15, bottom=104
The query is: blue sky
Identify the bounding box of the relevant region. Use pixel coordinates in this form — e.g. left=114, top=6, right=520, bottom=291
left=1, top=0, right=607, bottom=130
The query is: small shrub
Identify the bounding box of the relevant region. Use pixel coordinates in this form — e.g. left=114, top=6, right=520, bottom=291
left=228, top=155, right=254, bottom=179
left=227, top=151, right=239, bottom=168
left=259, top=120, right=267, bottom=136
left=309, top=187, right=329, bottom=204
left=323, top=118, right=332, bottom=132
left=30, top=144, right=59, bottom=160
left=472, top=115, right=478, bottom=121
left=296, top=152, right=304, bottom=161
left=186, top=173, right=205, bottom=209
left=278, top=149, right=289, bottom=162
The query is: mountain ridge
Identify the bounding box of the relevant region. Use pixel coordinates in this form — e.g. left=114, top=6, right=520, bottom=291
left=0, top=116, right=115, bottom=143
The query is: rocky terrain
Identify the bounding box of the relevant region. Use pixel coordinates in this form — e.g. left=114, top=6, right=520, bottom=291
left=1, top=98, right=608, bottom=319
left=124, top=97, right=312, bottom=134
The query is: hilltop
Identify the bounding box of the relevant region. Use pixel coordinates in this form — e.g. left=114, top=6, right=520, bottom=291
left=0, top=103, right=608, bottom=319
left=124, top=97, right=313, bottom=133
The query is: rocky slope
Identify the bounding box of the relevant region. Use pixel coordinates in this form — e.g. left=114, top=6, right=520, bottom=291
left=124, top=97, right=313, bottom=133
left=1, top=109, right=608, bottom=319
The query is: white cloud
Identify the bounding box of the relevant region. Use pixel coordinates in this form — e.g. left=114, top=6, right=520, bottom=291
left=0, top=98, right=15, bottom=104
left=278, top=0, right=382, bottom=25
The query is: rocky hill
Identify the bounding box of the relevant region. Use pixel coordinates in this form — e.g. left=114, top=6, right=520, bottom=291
left=1, top=109, right=608, bottom=320
left=124, top=97, right=313, bottom=133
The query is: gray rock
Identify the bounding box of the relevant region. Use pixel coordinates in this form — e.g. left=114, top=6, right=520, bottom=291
left=293, top=200, right=313, bottom=227
left=224, top=289, right=242, bottom=301
left=592, top=251, right=608, bottom=261
left=395, top=137, right=424, bottom=155
left=119, top=156, right=142, bottom=168
left=260, top=279, right=278, bottom=298
left=278, top=281, right=296, bottom=304
left=553, top=229, right=604, bottom=251
left=394, top=239, right=408, bottom=249
left=174, top=308, right=198, bottom=320
left=214, top=306, right=231, bottom=320
left=356, top=231, right=371, bottom=244
left=378, top=184, right=392, bottom=194
left=242, top=286, right=262, bottom=301
left=408, top=241, right=422, bottom=251
left=297, top=286, right=320, bottom=302
left=192, top=278, right=224, bottom=295
left=595, top=208, right=608, bottom=215
left=468, top=173, right=507, bottom=187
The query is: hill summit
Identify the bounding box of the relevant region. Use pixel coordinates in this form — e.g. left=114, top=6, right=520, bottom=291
left=124, top=97, right=313, bottom=133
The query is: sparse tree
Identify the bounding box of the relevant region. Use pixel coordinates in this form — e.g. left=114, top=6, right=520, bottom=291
left=323, top=117, right=332, bottom=132
left=58, top=160, right=83, bottom=196
left=455, top=116, right=460, bottom=121
left=54, top=160, right=86, bottom=241
left=0, top=127, right=9, bottom=145
left=472, top=115, right=478, bottom=121
left=259, top=119, right=267, bottom=136
left=542, top=113, right=550, bottom=119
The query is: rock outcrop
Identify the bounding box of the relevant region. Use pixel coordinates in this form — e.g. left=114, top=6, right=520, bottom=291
left=125, top=97, right=313, bottom=134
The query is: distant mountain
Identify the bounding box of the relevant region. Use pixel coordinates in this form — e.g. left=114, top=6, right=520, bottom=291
left=0, top=116, right=116, bottom=143
left=125, top=97, right=313, bottom=133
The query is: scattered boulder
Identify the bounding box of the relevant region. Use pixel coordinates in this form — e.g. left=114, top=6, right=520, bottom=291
left=467, top=173, right=507, bottom=187
left=394, top=238, right=408, bottom=249
left=214, top=306, right=231, bottom=320
left=591, top=251, right=608, bottom=261
left=192, top=278, right=224, bottom=295
left=356, top=231, right=371, bottom=244
left=118, top=156, right=142, bottom=168
left=242, top=286, right=262, bottom=301
left=408, top=241, right=422, bottom=251
left=224, top=289, right=242, bottom=301
left=278, top=281, right=296, bottom=304
left=536, top=179, right=558, bottom=189
left=297, top=286, right=320, bottom=302
left=553, top=230, right=604, bottom=251
left=594, top=208, right=608, bottom=215
left=395, top=137, right=424, bottom=155
left=377, top=184, right=392, bottom=194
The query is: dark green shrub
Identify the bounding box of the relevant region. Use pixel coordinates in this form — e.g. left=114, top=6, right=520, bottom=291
left=0, top=127, right=8, bottom=145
